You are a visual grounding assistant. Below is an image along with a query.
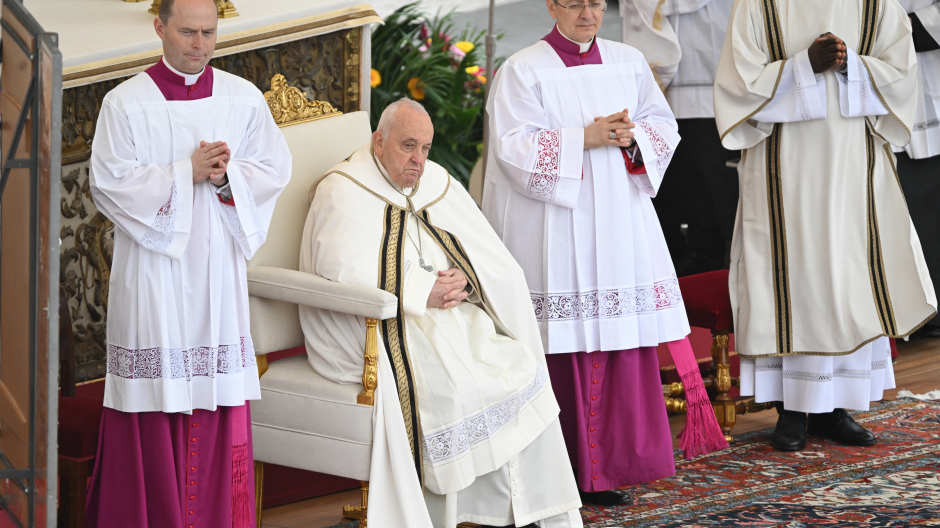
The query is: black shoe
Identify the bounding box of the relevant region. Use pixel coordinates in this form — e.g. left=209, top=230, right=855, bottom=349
left=579, top=488, right=631, bottom=506
left=807, top=408, right=876, bottom=446
left=771, top=402, right=807, bottom=451
left=913, top=324, right=940, bottom=338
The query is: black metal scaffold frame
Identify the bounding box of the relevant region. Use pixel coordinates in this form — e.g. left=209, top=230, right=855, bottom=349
left=0, top=0, right=61, bottom=526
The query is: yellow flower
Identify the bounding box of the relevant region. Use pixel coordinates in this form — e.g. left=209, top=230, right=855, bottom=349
left=455, top=41, right=475, bottom=54
left=465, top=65, right=481, bottom=75
left=408, top=77, right=426, bottom=100
left=370, top=69, right=381, bottom=88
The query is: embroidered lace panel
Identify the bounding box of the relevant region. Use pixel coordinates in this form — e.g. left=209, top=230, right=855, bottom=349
left=107, top=336, right=258, bottom=380
left=140, top=182, right=178, bottom=253
left=637, top=121, right=674, bottom=180
left=526, top=129, right=561, bottom=200
left=531, top=276, right=683, bottom=322
left=220, top=184, right=267, bottom=253
left=422, top=362, right=549, bottom=466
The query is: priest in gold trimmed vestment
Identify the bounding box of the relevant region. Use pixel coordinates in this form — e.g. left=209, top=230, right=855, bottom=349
left=715, top=0, right=937, bottom=450
left=298, top=99, right=582, bottom=528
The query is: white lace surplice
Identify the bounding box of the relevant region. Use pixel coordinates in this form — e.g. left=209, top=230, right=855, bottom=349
left=483, top=38, right=690, bottom=355
left=897, top=0, right=940, bottom=159
left=90, top=70, right=291, bottom=413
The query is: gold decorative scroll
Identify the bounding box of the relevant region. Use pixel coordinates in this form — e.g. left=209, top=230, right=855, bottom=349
left=148, top=0, right=238, bottom=18
left=264, top=74, right=342, bottom=126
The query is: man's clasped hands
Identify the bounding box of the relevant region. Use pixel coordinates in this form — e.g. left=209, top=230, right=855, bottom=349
left=192, top=140, right=231, bottom=186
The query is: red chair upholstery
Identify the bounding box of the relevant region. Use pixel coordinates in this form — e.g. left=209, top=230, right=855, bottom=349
left=58, top=396, right=103, bottom=528
left=678, top=269, right=734, bottom=333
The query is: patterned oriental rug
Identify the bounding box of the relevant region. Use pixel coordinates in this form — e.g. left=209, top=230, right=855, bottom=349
left=582, top=397, right=940, bottom=527
left=322, top=398, right=939, bottom=528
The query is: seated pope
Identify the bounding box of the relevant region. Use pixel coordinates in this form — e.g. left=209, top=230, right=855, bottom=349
left=298, top=98, right=583, bottom=528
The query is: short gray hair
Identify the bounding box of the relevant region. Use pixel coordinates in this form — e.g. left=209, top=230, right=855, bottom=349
left=376, top=98, right=430, bottom=137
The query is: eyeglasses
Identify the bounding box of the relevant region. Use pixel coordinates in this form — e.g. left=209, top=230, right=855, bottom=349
left=553, top=1, right=608, bottom=14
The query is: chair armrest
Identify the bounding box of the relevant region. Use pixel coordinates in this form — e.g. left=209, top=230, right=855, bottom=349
left=246, top=266, right=398, bottom=320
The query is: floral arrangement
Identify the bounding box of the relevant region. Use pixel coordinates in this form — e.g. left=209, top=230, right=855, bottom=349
left=370, top=3, right=497, bottom=186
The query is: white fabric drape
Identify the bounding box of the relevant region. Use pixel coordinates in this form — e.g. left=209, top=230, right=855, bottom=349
left=620, top=0, right=734, bottom=118
left=740, top=337, right=896, bottom=413
left=897, top=0, right=940, bottom=158
left=483, top=38, right=690, bottom=356
left=90, top=70, right=291, bottom=413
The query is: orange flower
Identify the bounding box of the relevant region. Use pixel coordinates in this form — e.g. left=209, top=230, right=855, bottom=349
left=370, top=69, right=381, bottom=88
left=408, top=77, right=426, bottom=100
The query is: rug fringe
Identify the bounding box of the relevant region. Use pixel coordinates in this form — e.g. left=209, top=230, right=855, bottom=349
left=897, top=389, right=940, bottom=401
left=232, top=442, right=252, bottom=528
left=677, top=370, right=729, bottom=459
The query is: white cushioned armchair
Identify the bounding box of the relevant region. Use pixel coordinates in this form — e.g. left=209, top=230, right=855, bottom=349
left=248, top=75, right=395, bottom=527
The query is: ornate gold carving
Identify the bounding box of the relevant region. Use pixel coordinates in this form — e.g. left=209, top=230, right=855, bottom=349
left=343, top=481, right=369, bottom=527
left=148, top=0, right=238, bottom=18
left=343, top=27, right=361, bottom=113
left=63, top=31, right=356, bottom=164
left=662, top=382, right=684, bottom=398
left=254, top=461, right=265, bottom=527
left=265, top=74, right=342, bottom=126
left=358, top=318, right=378, bottom=406
left=216, top=0, right=239, bottom=18
left=256, top=354, right=269, bottom=378
left=714, top=333, right=730, bottom=350
left=665, top=397, right=687, bottom=413
left=716, top=363, right=732, bottom=393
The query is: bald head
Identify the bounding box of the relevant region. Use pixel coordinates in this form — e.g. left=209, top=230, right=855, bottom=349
left=154, top=0, right=219, bottom=74
left=373, top=98, right=434, bottom=189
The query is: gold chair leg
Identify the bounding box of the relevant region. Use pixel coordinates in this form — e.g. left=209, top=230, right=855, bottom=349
left=342, top=481, right=369, bottom=527
left=255, top=461, right=264, bottom=527
left=711, top=332, right=735, bottom=442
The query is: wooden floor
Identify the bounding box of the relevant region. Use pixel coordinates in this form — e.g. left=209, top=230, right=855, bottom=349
left=260, top=336, right=940, bottom=528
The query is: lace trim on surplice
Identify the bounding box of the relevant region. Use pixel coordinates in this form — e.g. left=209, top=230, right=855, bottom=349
left=220, top=183, right=267, bottom=253
left=531, top=276, right=683, bottom=322
left=140, top=182, right=178, bottom=253
left=637, top=120, right=674, bottom=181
left=421, top=362, right=549, bottom=466
left=526, top=129, right=561, bottom=200
left=107, top=336, right=258, bottom=380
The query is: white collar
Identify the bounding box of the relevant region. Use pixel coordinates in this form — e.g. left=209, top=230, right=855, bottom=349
left=558, top=27, right=594, bottom=53
left=163, top=57, right=205, bottom=86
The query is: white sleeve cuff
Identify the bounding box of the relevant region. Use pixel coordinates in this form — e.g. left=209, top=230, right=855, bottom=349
left=558, top=127, right=585, bottom=179
left=401, top=261, right=438, bottom=319
left=838, top=48, right=889, bottom=118
left=751, top=52, right=827, bottom=124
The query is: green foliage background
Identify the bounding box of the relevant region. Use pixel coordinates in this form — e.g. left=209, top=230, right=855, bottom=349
left=370, top=3, right=497, bottom=187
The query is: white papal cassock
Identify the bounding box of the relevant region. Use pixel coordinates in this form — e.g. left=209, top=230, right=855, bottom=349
left=482, top=36, right=690, bottom=356
left=299, top=144, right=582, bottom=528
left=715, top=0, right=937, bottom=412
left=91, top=69, right=291, bottom=413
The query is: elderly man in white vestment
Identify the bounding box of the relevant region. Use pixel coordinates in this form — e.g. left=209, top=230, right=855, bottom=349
left=298, top=98, right=582, bottom=528
left=83, top=0, right=291, bottom=526
left=715, top=0, right=937, bottom=451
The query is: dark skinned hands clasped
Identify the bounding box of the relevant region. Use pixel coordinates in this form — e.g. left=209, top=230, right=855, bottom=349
left=808, top=32, right=847, bottom=74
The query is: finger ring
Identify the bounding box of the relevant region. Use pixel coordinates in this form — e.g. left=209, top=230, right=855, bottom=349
left=609, top=132, right=617, bottom=139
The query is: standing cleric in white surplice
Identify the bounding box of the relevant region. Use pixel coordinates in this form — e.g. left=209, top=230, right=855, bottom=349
left=92, top=68, right=290, bottom=412
left=299, top=99, right=582, bottom=528
left=482, top=34, right=688, bottom=355
left=84, top=1, right=291, bottom=526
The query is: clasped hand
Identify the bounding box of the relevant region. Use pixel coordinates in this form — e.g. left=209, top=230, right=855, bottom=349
left=427, top=268, right=469, bottom=310
left=808, top=32, right=847, bottom=74
left=192, top=140, right=231, bottom=185
left=584, top=108, right=635, bottom=150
